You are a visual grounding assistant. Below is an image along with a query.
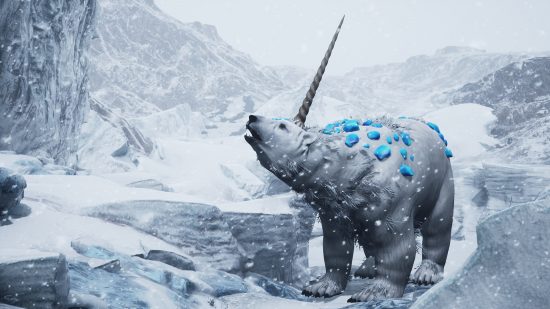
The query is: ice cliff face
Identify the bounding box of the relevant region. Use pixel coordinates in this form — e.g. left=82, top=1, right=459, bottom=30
left=89, top=0, right=285, bottom=119
left=448, top=57, right=550, bottom=164
left=0, top=0, right=97, bottom=164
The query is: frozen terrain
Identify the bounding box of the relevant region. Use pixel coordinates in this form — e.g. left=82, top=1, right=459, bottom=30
left=1, top=0, right=550, bottom=308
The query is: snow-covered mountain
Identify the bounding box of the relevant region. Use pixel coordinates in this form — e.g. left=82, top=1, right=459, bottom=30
left=0, top=0, right=97, bottom=164
left=448, top=57, right=550, bottom=164
left=257, top=47, right=535, bottom=126
left=89, top=0, right=285, bottom=119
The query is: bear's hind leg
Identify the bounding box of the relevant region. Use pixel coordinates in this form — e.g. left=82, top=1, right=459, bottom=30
left=348, top=224, right=416, bottom=302
left=411, top=171, right=454, bottom=285
left=353, top=247, right=376, bottom=278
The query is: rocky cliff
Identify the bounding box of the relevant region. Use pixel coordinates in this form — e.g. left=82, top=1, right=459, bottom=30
left=0, top=0, right=97, bottom=164
left=448, top=57, right=550, bottom=163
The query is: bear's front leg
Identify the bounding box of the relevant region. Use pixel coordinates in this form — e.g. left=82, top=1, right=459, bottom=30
left=348, top=226, right=416, bottom=302
left=302, top=214, right=354, bottom=298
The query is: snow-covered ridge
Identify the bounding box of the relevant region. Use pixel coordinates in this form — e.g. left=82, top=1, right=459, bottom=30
left=90, top=0, right=285, bottom=118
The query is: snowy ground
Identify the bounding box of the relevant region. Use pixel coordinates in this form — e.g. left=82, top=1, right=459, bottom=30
left=0, top=103, right=511, bottom=308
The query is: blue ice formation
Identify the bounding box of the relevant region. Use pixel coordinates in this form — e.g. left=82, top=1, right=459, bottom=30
left=438, top=133, right=448, bottom=146
left=371, top=123, right=383, bottom=128
left=399, top=164, right=415, bottom=176
left=393, top=133, right=399, bottom=142
left=401, top=132, right=412, bottom=146
left=426, top=122, right=440, bottom=133
left=444, top=147, right=453, bottom=158
left=374, top=145, right=391, bottom=161
left=410, top=154, right=415, bottom=161
left=362, top=119, right=373, bottom=126
left=363, top=143, right=370, bottom=149
left=335, top=127, right=341, bottom=133
left=399, top=148, right=408, bottom=160
left=345, top=134, right=360, bottom=147
left=386, top=136, right=393, bottom=144
left=343, top=121, right=360, bottom=132
left=323, top=123, right=338, bottom=135
left=367, top=131, right=381, bottom=140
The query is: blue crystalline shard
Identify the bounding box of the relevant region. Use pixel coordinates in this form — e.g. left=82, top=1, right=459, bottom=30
left=363, top=143, right=370, bottom=149
left=362, top=119, right=373, bottom=126
left=444, top=147, right=453, bottom=158
left=343, top=122, right=360, bottom=132
left=410, top=154, right=415, bottom=161
left=374, top=145, right=391, bottom=161
left=438, top=133, right=448, bottom=146
left=322, top=123, right=336, bottom=135
left=401, top=132, right=412, bottom=146
left=335, top=127, right=341, bottom=133
left=399, top=148, right=408, bottom=160
left=367, top=131, right=381, bottom=140
left=426, top=122, right=440, bottom=133
left=345, top=133, right=360, bottom=147
left=399, top=164, right=414, bottom=176
left=393, top=133, right=399, bottom=141
left=386, top=136, right=392, bottom=144
left=371, top=123, right=383, bottom=128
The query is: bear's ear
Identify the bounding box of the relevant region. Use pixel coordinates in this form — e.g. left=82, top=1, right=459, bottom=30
left=303, top=132, right=317, bottom=146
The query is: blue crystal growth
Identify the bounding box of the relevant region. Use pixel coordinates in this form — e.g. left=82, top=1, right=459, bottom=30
left=410, top=154, right=415, bottom=161
left=371, top=123, right=383, bottom=128
left=362, top=119, right=373, bottom=126
left=322, top=123, right=337, bottom=135
left=426, top=122, right=440, bottom=133
left=401, top=132, right=412, bottom=146
left=374, top=145, right=391, bottom=161
left=399, top=148, right=408, bottom=160
left=345, top=134, right=360, bottom=147
left=343, top=122, right=360, bottom=132
left=393, top=133, right=399, bottom=141
left=367, top=131, right=381, bottom=140
left=363, top=143, right=370, bottom=149
left=438, top=133, right=448, bottom=145
left=335, top=127, right=341, bottom=133
left=386, top=136, right=392, bottom=144
left=399, top=164, right=414, bottom=176
left=444, top=147, right=453, bottom=158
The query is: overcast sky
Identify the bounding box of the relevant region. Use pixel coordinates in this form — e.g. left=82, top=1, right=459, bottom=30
left=155, top=0, right=550, bottom=74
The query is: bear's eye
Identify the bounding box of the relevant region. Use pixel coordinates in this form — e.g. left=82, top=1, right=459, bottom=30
left=278, top=123, right=288, bottom=131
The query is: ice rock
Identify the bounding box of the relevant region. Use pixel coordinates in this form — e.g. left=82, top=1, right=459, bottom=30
left=401, top=132, right=413, bottom=146
left=399, top=164, right=415, bottom=176
left=345, top=134, right=360, bottom=147
left=374, top=145, right=392, bottom=161
left=400, top=148, right=408, bottom=160
left=412, top=200, right=550, bottom=309
left=367, top=131, right=381, bottom=140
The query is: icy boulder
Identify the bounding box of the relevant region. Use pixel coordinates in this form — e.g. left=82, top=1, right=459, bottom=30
left=0, top=0, right=97, bottom=164
left=0, top=168, right=26, bottom=216
left=86, top=200, right=243, bottom=272
left=0, top=250, right=69, bottom=309
left=223, top=197, right=315, bottom=285
left=412, top=199, right=550, bottom=309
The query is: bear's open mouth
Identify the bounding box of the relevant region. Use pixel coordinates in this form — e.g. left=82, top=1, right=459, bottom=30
left=245, top=124, right=262, bottom=142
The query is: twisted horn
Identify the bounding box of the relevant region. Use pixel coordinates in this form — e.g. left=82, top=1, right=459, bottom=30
left=293, top=15, right=345, bottom=128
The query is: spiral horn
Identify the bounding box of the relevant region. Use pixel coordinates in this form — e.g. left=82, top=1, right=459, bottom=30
left=293, top=15, right=345, bottom=128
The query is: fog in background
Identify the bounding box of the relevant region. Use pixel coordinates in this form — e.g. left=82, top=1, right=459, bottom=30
left=154, top=0, right=550, bottom=74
